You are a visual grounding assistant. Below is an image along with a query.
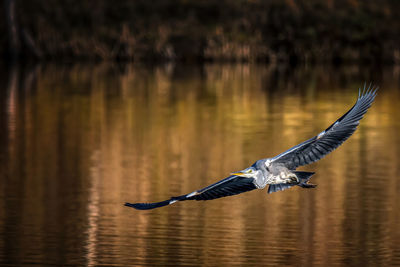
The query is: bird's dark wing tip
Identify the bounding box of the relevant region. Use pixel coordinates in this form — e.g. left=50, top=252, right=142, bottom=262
left=124, top=202, right=146, bottom=210
left=360, top=83, right=379, bottom=98
left=124, top=200, right=171, bottom=210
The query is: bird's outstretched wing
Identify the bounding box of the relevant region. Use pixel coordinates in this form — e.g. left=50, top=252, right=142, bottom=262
left=270, top=85, right=377, bottom=169
left=125, top=175, right=257, bottom=210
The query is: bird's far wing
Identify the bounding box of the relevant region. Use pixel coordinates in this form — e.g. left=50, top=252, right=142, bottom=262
left=270, top=85, right=377, bottom=169
left=125, top=175, right=257, bottom=210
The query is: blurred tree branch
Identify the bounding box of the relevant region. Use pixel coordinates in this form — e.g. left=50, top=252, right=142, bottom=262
left=4, top=0, right=42, bottom=61
left=2, top=0, right=400, bottom=63
left=4, top=0, right=20, bottom=60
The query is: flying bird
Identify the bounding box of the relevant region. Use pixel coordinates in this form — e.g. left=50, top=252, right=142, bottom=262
left=125, top=85, right=377, bottom=210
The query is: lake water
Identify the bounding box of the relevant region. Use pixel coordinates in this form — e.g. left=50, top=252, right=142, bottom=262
left=0, top=63, right=399, bottom=266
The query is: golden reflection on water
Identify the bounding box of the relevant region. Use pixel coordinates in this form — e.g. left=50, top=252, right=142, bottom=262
left=0, top=63, right=400, bottom=266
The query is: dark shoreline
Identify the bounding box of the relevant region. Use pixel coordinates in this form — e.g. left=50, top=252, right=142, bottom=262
left=2, top=0, right=400, bottom=64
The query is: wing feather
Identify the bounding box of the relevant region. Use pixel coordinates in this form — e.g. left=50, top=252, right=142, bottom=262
left=188, top=175, right=257, bottom=200
left=125, top=175, right=257, bottom=210
left=271, top=85, right=377, bottom=169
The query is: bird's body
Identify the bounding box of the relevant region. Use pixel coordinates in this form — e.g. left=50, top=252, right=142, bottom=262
left=125, top=85, right=378, bottom=210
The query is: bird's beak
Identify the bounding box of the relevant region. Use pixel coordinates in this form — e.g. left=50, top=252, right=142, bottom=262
left=231, top=171, right=246, bottom=176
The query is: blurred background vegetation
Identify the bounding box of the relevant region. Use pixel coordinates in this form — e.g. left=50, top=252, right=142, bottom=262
left=2, top=0, right=400, bottom=63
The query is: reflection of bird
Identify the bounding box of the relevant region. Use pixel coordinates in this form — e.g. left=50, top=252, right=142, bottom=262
left=125, top=86, right=377, bottom=210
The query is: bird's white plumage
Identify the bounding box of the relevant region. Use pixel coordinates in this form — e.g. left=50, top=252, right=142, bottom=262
left=317, top=131, right=325, bottom=139
left=186, top=191, right=198, bottom=198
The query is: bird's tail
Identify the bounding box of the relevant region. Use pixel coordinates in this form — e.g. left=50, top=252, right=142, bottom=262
left=267, top=171, right=316, bottom=193
left=124, top=194, right=188, bottom=210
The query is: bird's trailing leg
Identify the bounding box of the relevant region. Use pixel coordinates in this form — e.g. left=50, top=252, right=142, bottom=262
left=298, top=182, right=317, bottom=188
left=294, top=171, right=317, bottom=189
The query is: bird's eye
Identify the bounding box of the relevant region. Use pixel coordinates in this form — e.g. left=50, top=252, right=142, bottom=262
left=248, top=169, right=253, bottom=173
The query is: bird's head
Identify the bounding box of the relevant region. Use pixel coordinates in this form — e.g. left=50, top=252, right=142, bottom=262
left=231, top=167, right=259, bottom=178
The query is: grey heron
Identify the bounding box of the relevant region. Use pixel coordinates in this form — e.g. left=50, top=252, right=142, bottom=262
left=125, top=85, right=377, bottom=210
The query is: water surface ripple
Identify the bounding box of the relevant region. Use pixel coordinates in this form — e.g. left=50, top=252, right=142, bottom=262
left=0, top=63, right=399, bottom=266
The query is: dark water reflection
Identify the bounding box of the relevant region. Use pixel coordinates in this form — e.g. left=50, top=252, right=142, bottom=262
left=0, top=63, right=400, bottom=266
